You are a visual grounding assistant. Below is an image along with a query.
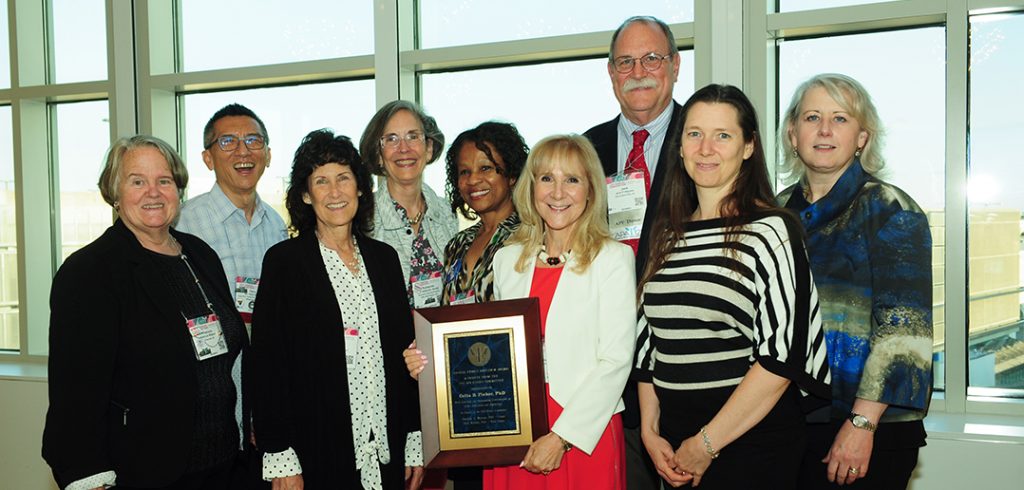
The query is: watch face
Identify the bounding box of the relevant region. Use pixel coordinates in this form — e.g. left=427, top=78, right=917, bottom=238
left=852, top=415, right=868, bottom=427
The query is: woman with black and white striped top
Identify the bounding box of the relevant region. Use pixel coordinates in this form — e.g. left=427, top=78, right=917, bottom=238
left=633, top=84, right=830, bottom=489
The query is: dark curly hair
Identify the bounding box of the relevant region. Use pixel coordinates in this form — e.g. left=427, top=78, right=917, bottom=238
left=285, top=129, right=374, bottom=237
left=444, top=121, right=529, bottom=220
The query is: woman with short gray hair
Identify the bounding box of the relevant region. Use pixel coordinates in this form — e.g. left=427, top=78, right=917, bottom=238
left=359, top=100, right=457, bottom=309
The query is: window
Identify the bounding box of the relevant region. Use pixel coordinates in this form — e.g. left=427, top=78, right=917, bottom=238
left=180, top=80, right=376, bottom=218
left=51, top=0, right=108, bottom=83
left=421, top=54, right=695, bottom=195
left=778, top=0, right=897, bottom=12
left=777, top=27, right=947, bottom=389
left=419, top=0, right=694, bottom=48
left=967, top=12, right=1024, bottom=393
left=54, top=100, right=111, bottom=262
left=0, top=0, right=9, bottom=89
left=178, top=0, right=373, bottom=71
left=0, top=106, right=15, bottom=351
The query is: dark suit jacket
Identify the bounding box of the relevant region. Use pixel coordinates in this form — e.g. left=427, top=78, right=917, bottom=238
left=42, top=219, right=248, bottom=488
left=583, top=101, right=685, bottom=278
left=583, top=101, right=684, bottom=429
left=251, top=232, right=419, bottom=489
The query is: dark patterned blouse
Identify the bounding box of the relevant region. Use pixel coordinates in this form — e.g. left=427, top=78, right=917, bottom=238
left=440, top=213, right=520, bottom=305
left=393, top=198, right=445, bottom=308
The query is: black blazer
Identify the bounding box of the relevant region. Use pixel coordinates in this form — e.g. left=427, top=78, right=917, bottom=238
left=251, top=232, right=419, bottom=489
left=583, top=101, right=685, bottom=429
left=583, top=101, right=685, bottom=278
left=42, top=219, right=249, bottom=488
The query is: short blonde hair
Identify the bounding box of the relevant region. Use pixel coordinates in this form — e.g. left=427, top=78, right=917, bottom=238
left=98, top=135, right=188, bottom=207
left=779, top=73, right=885, bottom=184
left=510, top=134, right=610, bottom=273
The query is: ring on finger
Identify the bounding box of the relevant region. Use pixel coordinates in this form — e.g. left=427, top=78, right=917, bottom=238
left=848, top=467, right=859, bottom=475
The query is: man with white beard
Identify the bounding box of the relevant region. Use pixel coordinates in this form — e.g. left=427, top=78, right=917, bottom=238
left=582, top=15, right=684, bottom=490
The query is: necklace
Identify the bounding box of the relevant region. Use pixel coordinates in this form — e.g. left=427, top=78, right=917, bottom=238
left=316, top=231, right=360, bottom=269
left=407, top=209, right=424, bottom=226
left=538, top=246, right=569, bottom=266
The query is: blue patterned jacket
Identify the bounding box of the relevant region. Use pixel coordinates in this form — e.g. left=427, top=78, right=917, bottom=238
left=779, top=160, right=932, bottom=422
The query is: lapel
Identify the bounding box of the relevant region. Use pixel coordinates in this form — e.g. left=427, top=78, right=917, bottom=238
left=588, top=117, right=620, bottom=177
left=295, top=232, right=346, bottom=326
left=636, top=101, right=684, bottom=273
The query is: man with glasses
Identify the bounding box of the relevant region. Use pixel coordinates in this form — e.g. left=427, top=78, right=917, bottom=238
left=179, top=103, right=287, bottom=305
left=583, top=15, right=685, bottom=490
left=177, top=103, right=286, bottom=488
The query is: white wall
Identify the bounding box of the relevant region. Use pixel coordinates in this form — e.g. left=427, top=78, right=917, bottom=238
left=0, top=378, right=58, bottom=490
left=2, top=377, right=1022, bottom=490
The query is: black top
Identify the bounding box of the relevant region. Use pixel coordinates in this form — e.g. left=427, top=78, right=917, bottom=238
left=147, top=250, right=245, bottom=471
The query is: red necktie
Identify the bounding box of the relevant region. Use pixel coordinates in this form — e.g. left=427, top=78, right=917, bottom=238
left=622, top=129, right=650, bottom=254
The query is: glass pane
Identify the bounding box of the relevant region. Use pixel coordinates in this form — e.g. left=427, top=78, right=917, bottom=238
left=52, top=0, right=108, bottom=83
left=420, top=53, right=695, bottom=197
left=779, top=0, right=896, bottom=12
left=0, top=106, right=16, bottom=351
left=967, top=13, right=1024, bottom=392
left=179, top=0, right=373, bottom=72
left=420, top=1, right=694, bottom=49
left=0, top=0, right=9, bottom=89
left=55, top=100, right=111, bottom=261
left=180, top=80, right=376, bottom=219
left=778, top=28, right=946, bottom=389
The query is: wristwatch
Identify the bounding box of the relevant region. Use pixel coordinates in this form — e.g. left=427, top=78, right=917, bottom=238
left=848, top=412, right=877, bottom=432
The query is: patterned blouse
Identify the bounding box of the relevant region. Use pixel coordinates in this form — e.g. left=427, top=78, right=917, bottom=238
left=262, top=241, right=422, bottom=487
left=779, top=159, right=933, bottom=423
left=393, top=198, right=445, bottom=308
left=440, top=213, right=520, bottom=305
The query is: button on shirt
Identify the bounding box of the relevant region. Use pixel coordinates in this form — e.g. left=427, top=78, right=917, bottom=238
left=615, top=103, right=675, bottom=176
left=176, top=183, right=288, bottom=290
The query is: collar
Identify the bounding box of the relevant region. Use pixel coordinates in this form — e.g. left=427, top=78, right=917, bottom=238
left=617, top=102, right=675, bottom=139
left=375, top=182, right=447, bottom=231
left=785, top=159, right=871, bottom=233
left=208, top=183, right=267, bottom=226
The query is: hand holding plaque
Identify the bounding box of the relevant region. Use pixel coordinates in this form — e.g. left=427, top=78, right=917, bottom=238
left=412, top=298, right=548, bottom=468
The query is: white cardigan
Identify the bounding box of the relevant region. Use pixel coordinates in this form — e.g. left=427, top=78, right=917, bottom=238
left=492, top=240, right=637, bottom=454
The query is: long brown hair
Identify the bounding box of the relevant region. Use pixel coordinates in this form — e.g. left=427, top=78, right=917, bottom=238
left=638, top=84, right=779, bottom=290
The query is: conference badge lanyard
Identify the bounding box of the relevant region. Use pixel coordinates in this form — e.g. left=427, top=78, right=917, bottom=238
left=181, top=254, right=228, bottom=361
left=411, top=271, right=443, bottom=309
left=606, top=172, right=647, bottom=242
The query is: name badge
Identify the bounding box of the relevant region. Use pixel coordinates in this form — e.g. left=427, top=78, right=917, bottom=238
left=234, top=276, right=259, bottom=322
left=186, top=313, right=229, bottom=361
left=344, top=328, right=359, bottom=368
left=606, top=172, right=647, bottom=242
left=448, top=291, right=476, bottom=305
left=411, top=272, right=443, bottom=309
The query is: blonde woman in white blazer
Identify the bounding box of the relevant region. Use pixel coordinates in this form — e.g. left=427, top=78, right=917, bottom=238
left=488, top=134, right=635, bottom=489
left=403, top=134, right=635, bottom=488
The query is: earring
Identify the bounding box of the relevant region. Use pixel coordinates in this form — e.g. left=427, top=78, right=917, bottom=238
left=855, top=148, right=863, bottom=157
left=792, top=149, right=798, bottom=157
left=358, top=191, right=363, bottom=197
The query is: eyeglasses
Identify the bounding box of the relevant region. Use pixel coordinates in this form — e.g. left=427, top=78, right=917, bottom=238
left=612, top=52, right=673, bottom=74
left=380, top=131, right=426, bottom=149
left=206, top=134, right=267, bottom=152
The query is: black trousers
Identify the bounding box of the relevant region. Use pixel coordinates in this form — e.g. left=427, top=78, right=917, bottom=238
left=798, top=420, right=922, bottom=490
left=114, top=451, right=269, bottom=490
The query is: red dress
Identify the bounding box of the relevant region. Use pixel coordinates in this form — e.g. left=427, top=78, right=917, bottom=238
left=483, top=266, right=626, bottom=490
